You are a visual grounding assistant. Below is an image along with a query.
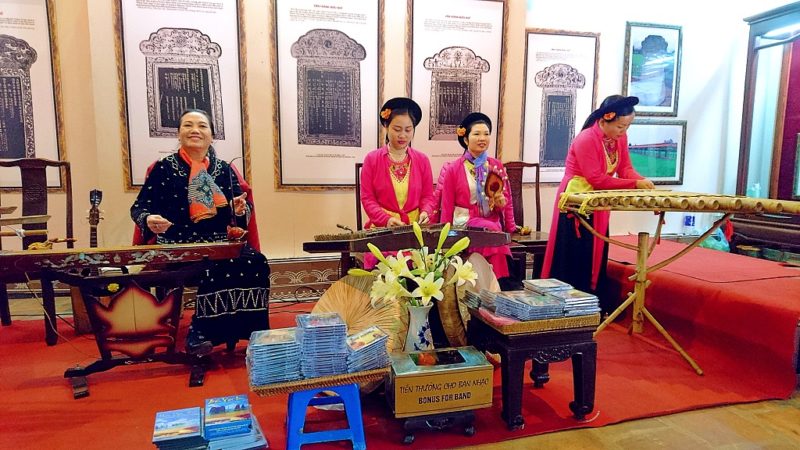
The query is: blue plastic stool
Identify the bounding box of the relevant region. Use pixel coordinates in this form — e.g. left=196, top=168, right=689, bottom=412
left=285, top=382, right=366, bottom=450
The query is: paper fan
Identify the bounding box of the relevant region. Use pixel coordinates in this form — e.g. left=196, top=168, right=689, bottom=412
left=313, top=275, right=404, bottom=351
left=313, top=275, right=403, bottom=393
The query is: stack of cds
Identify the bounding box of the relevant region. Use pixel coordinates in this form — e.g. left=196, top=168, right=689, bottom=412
left=549, top=288, right=601, bottom=317
left=246, top=328, right=301, bottom=386
left=495, top=290, right=565, bottom=321
left=463, top=290, right=481, bottom=309
left=479, top=289, right=498, bottom=312
left=523, top=278, right=573, bottom=295
left=152, top=407, right=207, bottom=450
left=346, top=326, right=391, bottom=372
left=296, top=312, right=349, bottom=377
left=203, top=395, right=252, bottom=441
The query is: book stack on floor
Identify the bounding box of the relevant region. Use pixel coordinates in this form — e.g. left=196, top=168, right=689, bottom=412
left=296, top=312, right=349, bottom=377
left=346, top=325, right=390, bottom=372
left=246, top=328, right=302, bottom=386
left=494, top=290, right=565, bottom=321
left=151, top=395, right=269, bottom=449
left=152, top=407, right=206, bottom=450
left=205, top=395, right=267, bottom=450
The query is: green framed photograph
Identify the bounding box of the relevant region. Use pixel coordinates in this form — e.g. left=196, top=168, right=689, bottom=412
left=622, top=22, right=682, bottom=117
left=794, top=134, right=800, bottom=199
left=626, top=119, right=687, bottom=185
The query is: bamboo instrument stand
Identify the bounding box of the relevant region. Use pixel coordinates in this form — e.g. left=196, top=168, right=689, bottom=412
left=569, top=211, right=734, bottom=376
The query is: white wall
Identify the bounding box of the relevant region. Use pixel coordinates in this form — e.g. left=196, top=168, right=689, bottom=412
left=40, top=0, right=793, bottom=257
left=526, top=0, right=793, bottom=236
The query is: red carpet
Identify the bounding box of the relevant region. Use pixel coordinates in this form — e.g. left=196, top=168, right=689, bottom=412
left=1, top=291, right=797, bottom=450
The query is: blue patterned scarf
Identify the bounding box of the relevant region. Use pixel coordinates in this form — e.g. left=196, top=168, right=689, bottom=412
left=465, top=151, right=490, bottom=216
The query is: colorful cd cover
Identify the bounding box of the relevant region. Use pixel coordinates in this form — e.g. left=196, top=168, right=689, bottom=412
left=152, top=407, right=203, bottom=443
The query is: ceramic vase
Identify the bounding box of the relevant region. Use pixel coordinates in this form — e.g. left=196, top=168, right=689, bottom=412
left=404, top=303, right=434, bottom=352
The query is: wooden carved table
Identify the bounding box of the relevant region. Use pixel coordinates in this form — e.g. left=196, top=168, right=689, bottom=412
left=466, top=310, right=598, bottom=430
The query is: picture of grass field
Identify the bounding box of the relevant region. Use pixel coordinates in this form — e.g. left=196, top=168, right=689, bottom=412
left=626, top=120, right=686, bottom=185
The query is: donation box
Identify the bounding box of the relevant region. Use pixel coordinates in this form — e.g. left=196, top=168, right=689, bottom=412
left=387, top=346, right=493, bottom=418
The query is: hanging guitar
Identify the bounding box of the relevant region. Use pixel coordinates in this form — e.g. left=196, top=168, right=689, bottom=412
left=88, top=189, right=103, bottom=248
left=70, top=190, right=103, bottom=343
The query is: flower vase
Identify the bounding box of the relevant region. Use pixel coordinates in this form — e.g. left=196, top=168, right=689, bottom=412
left=405, top=303, right=434, bottom=352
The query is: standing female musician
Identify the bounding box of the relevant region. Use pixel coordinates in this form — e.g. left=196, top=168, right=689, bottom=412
left=131, top=109, right=270, bottom=355
left=438, top=112, right=516, bottom=281
left=541, top=95, right=655, bottom=310
left=360, top=97, right=435, bottom=228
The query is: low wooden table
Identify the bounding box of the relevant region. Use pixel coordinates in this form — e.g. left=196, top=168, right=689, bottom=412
left=466, top=309, right=598, bottom=430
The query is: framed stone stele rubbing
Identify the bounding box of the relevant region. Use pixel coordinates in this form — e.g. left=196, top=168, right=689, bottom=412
left=292, top=29, right=365, bottom=148
left=0, top=0, right=65, bottom=190
left=273, top=0, right=382, bottom=189
left=116, top=0, right=247, bottom=190
left=424, top=46, right=489, bottom=141
left=140, top=28, right=225, bottom=140
left=521, top=29, right=599, bottom=184
left=409, top=0, right=507, bottom=178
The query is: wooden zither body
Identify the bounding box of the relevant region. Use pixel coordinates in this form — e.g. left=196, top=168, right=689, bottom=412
left=558, top=189, right=800, bottom=215
left=0, top=241, right=244, bottom=347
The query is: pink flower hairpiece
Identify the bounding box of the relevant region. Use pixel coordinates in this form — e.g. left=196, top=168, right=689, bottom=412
left=380, top=108, right=392, bottom=120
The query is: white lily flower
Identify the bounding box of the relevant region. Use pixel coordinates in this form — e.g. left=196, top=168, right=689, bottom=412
left=449, top=255, right=477, bottom=287
left=377, top=253, right=413, bottom=278
left=410, top=272, right=445, bottom=306
left=383, top=271, right=411, bottom=301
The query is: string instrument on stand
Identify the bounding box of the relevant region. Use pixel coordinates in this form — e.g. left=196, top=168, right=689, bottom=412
left=71, top=190, right=103, bottom=335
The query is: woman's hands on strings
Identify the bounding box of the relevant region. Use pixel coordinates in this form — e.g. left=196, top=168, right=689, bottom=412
left=147, top=215, right=173, bottom=234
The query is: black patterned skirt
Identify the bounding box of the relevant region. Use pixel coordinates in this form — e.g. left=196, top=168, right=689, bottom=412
left=193, top=246, right=271, bottom=344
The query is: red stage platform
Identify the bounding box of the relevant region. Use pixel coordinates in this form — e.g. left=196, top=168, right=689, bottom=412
left=606, top=235, right=800, bottom=378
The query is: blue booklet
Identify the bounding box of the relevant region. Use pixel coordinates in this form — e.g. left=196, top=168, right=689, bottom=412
left=204, top=394, right=252, bottom=440
left=152, top=407, right=204, bottom=444
left=208, top=411, right=269, bottom=449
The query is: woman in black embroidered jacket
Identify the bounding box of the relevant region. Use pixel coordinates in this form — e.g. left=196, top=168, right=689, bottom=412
left=130, top=109, right=270, bottom=355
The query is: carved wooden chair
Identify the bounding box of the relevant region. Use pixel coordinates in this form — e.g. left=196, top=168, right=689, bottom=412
left=355, top=162, right=364, bottom=230
left=504, top=161, right=549, bottom=279
left=0, top=158, right=73, bottom=341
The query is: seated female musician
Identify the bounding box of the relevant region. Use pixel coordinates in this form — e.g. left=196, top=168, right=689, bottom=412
left=438, top=112, right=516, bottom=282
left=541, top=95, right=655, bottom=311
left=360, top=97, right=434, bottom=228
left=130, top=109, right=270, bottom=356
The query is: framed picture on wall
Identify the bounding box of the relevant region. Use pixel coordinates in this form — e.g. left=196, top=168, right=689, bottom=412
left=794, top=134, right=800, bottom=200
left=520, top=28, right=599, bottom=184
left=0, top=0, right=65, bottom=190
left=408, top=0, right=508, bottom=178
left=626, top=119, right=686, bottom=185
left=272, top=0, right=383, bottom=190
left=115, top=0, right=248, bottom=190
left=622, top=22, right=682, bottom=117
